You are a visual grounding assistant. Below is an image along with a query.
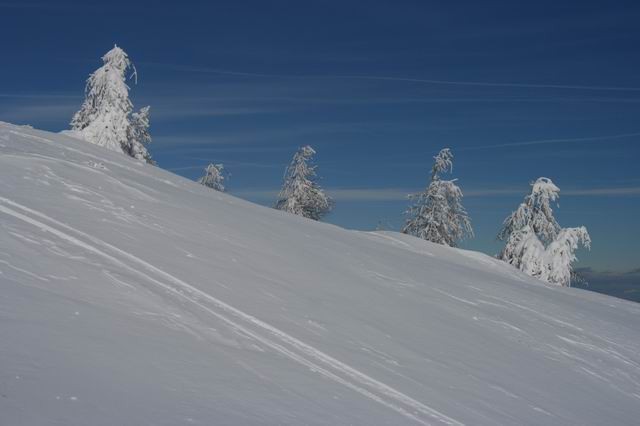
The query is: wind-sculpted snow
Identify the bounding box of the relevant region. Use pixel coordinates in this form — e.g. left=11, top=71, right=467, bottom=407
left=1, top=122, right=640, bottom=425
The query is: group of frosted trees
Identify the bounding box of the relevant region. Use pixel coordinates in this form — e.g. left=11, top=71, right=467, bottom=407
left=73, top=46, right=589, bottom=288
left=197, top=145, right=333, bottom=221
left=196, top=144, right=589, bottom=287
left=71, top=46, right=332, bottom=220
left=402, top=149, right=590, bottom=287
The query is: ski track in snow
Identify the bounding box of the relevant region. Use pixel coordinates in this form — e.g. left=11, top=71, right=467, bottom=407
left=0, top=196, right=463, bottom=426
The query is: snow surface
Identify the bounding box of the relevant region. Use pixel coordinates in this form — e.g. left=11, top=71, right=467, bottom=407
left=1, top=121, right=639, bottom=425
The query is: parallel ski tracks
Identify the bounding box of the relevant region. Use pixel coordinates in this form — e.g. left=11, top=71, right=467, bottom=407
left=0, top=195, right=462, bottom=426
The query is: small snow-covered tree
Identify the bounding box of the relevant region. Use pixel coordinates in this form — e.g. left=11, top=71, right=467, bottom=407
left=402, top=148, right=473, bottom=247
left=198, top=163, right=226, bottom=192
left=71, top=45, right=153, bottom=163
left=498, top=178, right=590, bottom=286
left=275, top=145, right=332, bottom=220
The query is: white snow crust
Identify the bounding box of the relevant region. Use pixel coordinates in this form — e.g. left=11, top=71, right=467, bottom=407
left=1, top=122, right=639, bottom=425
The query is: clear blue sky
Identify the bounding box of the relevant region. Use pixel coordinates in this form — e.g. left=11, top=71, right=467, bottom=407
left=1, top=0, right=639, bottom=275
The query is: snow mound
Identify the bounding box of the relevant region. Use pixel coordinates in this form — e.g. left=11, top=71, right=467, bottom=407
left=1, top=122, right=639, bottom=425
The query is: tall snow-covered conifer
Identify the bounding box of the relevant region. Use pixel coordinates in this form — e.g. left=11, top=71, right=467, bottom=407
left=71, top=45, right=153, bottom=163
left=402, top=148, right=473, bottom=247
left=498, top=178, right=590, bottom=286
left=198, top=163, right=226, bottom=192
left=275, top=145, right=332, bottom=220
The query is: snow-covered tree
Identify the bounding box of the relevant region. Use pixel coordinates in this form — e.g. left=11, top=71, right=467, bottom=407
left=275, top=145, right=332, bottom=220
left=498, top=178, right=590, bottom=286
left=198, top=163, right=226, bottom=192
left=70, top=45, right=153, bottom=163
left=402, top=148, right=473, bottom=247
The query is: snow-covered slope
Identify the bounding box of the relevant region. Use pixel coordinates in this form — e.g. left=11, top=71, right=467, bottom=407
left=1, top=122, right=639, bottom=426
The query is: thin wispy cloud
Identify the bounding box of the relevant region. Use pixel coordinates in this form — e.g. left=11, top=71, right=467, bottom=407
left=150, top=105, right=283, bottom=120
left=143, top=62, right=640, bottom=92
left=232, top=186, right=640, bottom=202
left=153, top=122, right=381, bottom=147
left=139, top=78, right=640, bottom=109
left=459, top=131, right=640, bottom=151
left=157, top=143, right=292, bottom=154
left=563, top=187, right=640, bottom=196
left=232, top=188, right=408, bottom=202
left=329, top=188, right=413, bottom=201
left=159, top=94, right=640, bottom=106
left=166, top=165, right=206, bottom=172
left=0, top=2, right=65, bottom=8
left=0, top=93, right=79, bottom=99
left=167, top=160, right=280, bottom=172
left=0, top=103, right=77, bottom=124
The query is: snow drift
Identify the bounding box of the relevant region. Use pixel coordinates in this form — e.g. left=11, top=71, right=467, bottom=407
left=0, top=122, right=639, bottom=425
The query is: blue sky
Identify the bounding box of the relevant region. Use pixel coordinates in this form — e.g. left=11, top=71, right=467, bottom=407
left=1, top=0, right=639, bottom=275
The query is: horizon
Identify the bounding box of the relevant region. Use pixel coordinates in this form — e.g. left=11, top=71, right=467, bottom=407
left=1, top=0, right=639, bottom=295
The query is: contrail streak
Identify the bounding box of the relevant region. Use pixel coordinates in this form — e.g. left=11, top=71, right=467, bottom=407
left=144, top=62, right=640, bottom=92
left=459, top=131, right=640, bottom=151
